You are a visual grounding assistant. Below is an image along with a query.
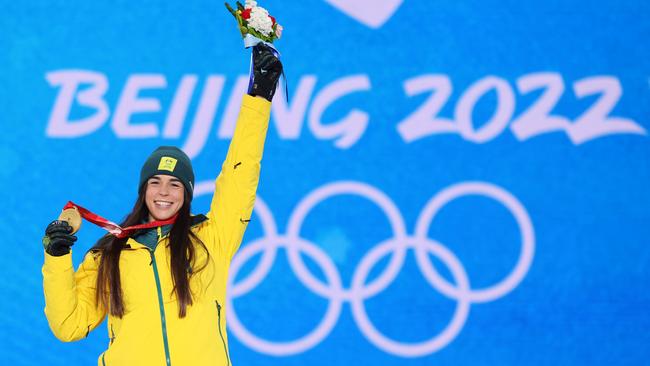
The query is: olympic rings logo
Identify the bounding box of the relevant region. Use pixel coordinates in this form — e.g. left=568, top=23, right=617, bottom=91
left=194, top=180, right=535, bottom=357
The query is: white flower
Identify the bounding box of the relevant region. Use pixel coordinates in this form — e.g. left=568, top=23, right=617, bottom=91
left=248, top=6, right=274, bottom=36
left=245, top=0, right=257, bottom=9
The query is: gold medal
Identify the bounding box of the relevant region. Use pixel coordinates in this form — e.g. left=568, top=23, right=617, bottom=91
left=58, top=207, right=82, bottom=234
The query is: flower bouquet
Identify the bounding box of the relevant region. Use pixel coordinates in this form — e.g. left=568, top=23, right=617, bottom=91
left=225, top=0, right=283, bottom=46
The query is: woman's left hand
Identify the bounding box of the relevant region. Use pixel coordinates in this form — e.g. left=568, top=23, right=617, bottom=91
left=248, top=44, right=283, bottom=101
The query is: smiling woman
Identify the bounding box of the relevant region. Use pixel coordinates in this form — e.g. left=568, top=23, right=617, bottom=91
left=41, top=43, right=284, bottom=366
left=138, top=146, right=195, bottom=222
left=146, top=175, right=185, bottom=222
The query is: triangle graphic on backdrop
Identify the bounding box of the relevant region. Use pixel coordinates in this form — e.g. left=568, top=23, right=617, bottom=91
left=323, top=0, right=404, bottom=29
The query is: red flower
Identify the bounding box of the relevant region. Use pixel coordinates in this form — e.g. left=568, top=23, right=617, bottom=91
left=269, top=15, right=276, bottom=25
left=241, top=8, right=251, bottom=19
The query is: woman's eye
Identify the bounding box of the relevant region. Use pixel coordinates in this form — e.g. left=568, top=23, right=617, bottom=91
left=149, top=180, right=159, bottom=185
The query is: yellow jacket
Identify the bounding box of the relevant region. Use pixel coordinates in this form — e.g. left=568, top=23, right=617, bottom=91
left=42, top=95, right=271, bottom=366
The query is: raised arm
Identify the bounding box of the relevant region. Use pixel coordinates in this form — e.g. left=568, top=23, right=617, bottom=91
left=207, top=95, right=271, bottom=260
left=206, top=44, right=282, bottom=261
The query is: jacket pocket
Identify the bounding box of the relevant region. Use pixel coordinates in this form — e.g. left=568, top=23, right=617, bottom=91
left=215, top=300, right=231, bottom=366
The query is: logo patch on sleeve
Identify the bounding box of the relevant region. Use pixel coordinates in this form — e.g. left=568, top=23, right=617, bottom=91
left=158, top=157, right=178, bottom=172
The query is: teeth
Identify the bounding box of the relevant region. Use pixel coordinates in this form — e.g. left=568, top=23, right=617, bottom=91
left=155, top=201, right=173, bottom=207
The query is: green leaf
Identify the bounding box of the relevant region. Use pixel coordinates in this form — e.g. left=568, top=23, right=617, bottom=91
left=225, top=2, right=237, bottom=18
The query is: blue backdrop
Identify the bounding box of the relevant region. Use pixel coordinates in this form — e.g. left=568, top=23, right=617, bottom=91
left=1, top=0, right=649, bottom=365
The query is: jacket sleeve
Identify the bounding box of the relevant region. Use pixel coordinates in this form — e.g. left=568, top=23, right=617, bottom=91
left=42, top=251, right=106, bottom=342
left=206, top=95, right=271, bottom=261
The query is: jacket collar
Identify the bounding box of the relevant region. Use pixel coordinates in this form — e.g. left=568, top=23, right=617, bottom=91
left=124, top=214, right=209, bottom=249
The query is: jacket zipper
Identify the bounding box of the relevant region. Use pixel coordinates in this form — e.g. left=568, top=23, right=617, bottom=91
left=216, top=301, right=231, bottom=366
left=150, top=249, right=172, bottom=366
left=110, top=324, right=115, bottom=345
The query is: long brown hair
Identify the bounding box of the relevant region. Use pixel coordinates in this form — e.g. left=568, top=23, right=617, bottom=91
left=91, top=186, right=209, bottom=318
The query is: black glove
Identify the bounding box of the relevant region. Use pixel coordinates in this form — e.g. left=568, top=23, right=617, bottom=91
left=43, top=220, right=77, bottom=256
left=248, top=44, right=283, bottom=102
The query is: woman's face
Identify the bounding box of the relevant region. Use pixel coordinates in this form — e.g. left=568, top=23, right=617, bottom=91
left=145, top=175, right=185, bottom=222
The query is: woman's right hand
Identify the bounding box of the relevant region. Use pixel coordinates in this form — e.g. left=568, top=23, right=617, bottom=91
left=43, top=220, right=77, bottom=256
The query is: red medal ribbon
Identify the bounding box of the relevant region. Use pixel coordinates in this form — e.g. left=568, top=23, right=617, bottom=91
left=63, top=201, right=177, bottom=238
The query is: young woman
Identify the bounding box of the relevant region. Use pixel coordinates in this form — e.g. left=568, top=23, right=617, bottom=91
left=42, top=45, right=283, bottom=366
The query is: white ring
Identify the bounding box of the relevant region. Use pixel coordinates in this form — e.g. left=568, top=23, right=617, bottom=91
left=350, top=238, right=471, bottom=357
left=285, top=181, right=408, bottom=299
left=414, top=182, right=535, bottom=302
left=227, top=236, right=344, bottom=355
